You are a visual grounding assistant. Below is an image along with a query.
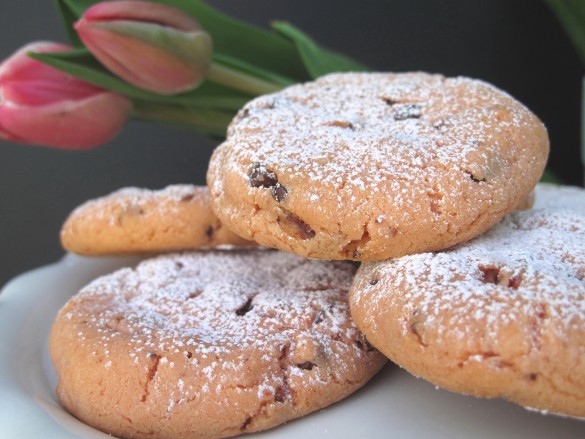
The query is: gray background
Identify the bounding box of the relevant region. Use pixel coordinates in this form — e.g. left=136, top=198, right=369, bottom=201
left=0, top=0, right=582, bottom=288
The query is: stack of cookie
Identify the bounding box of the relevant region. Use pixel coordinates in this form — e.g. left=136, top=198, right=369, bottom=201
left=52, top=72, right=585, bottom=438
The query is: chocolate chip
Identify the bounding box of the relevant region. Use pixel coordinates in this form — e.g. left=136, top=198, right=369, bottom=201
left=382, top=97, right=398, bottom=106
left=508, top=274, right=522, bottom=289
left=296, top=361, right=315, bottom=370
left=249, top=164, right=278, bottom=188
left=271, top=184, right=287, bottom=202
left=240, top=417, right=252, bottom=431
left=236, top=297, right=254, bottom=316
left=293, top=217, right=316, bottom=239
left=205, top=225, right=214, bottom=239
left=249, top=164, right=288, bottom=203
left=479, top=265, right=524, bottom=289
left=466, top=171, right=487, bottom=183
left=393, top=103, right=422, bottom=120
left=355, top=339, right=376, bottom=352
left=369, top=279, right=379, bottom=286
left=278, top=211, right=316, bottom=240
left=188, top=289, right=202, bottom=299
left=274, top=385, right=288, bottom=403
left=479, top=266, right=500, bottom=284
left=313, top=310, right=324, bottom=324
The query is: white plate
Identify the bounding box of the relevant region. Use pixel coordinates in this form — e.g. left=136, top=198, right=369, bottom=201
left=1, top=254, right=584, bottom=439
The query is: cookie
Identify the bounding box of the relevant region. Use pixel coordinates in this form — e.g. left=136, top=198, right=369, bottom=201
left=349, top=183, right=585, bottom=418
left=60, top=184, right=252, bottom=256
left=50, top=250, right=386, bottom=439
left=207, top=72, right=549, bottom=261
left=514, top=190, right=534, bottom=211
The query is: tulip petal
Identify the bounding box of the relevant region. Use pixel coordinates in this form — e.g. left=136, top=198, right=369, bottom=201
left=76, top=20, right=211, bottom=94
left=0, top=120, right=20, bottom=142
left=0, top=40, right=132, bottom=149
left=0, top=42, right=72, bottom=83
left=3, top=78, right=104, bottom=106
left=0, top=92, right=132, bottom=149
left=0, top=41, right=104, bottom=106
left=83, top=0, right=201, bottom=32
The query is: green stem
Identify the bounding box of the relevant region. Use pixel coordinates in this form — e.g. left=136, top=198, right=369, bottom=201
left=207, top=62, right=283, bottom=96
left=132, top=101, right=234, bottom=138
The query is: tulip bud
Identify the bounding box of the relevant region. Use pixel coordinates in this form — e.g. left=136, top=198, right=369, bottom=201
left=75, top=1, right=212, bottom=95
left=0, top=41, right=132, bottom=149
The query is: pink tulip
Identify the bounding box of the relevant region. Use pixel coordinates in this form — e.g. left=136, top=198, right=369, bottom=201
left=0, top=41, right=132, bottom=149
left=75, top=1, right=212, bottom=95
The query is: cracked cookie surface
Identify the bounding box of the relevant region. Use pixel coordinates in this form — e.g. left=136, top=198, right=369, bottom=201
left=349, top=184, right=585, bottom=418
left=207, top=72, right=548, bottom=261
left=50, top=250, right=386, bottom=439
left=60, top=184, right=253, bottom=256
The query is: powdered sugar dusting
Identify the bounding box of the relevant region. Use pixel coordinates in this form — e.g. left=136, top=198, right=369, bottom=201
left=220, top=72, right=546, bottom=211
left=77, top=250, right=356, bottom=349
left=209, top=72, right=548, bottom=260
left=69, top=184, right=204, bottom=226
left=62, top=249, right=383, bottom=408
left=355, top=184, right=585, bottom=343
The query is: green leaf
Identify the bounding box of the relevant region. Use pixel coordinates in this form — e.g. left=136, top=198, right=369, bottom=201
left=540, top=168, right=563, bottom=184
left=132, top=101, right=233, bottom=137
left=206, top=62, right=284, bottom=96
left=213, top=53, right=296, bottom=88
left=28, top=49, right=252, bottom=111
left=53, top=0, right=98, bottom=16
left=544, top=0, right=585, bottom=66
left=53, top=0, right=83, bottom=46
left=160, top=0, right=309, bottom=80
left=176, top=81, right=252, bottom=111
left=54, top=0, right=310, bottom=81
left=272, top=21, right=370, bottom=79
